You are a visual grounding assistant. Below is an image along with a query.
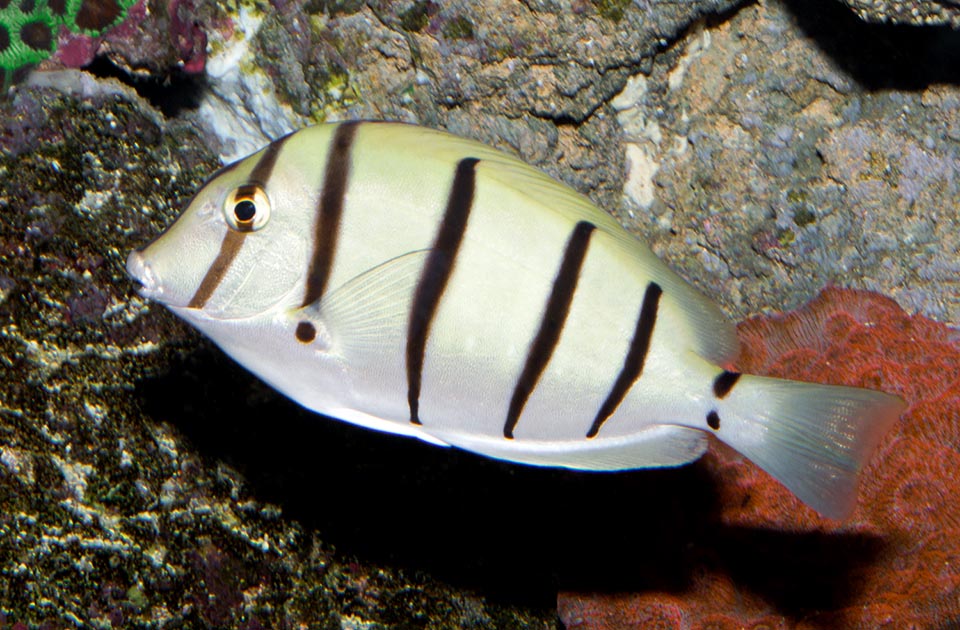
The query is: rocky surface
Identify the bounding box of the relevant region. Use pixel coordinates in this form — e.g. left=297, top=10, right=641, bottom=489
left=614, top=0, right=960, bottom=322
left=190, top=0, right=741, bottom=192
left=840, top=0, right=960, bottom=27
left=1, top=0, right=958, bottom=627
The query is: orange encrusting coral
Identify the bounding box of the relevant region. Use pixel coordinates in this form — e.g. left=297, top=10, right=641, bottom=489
left=559, top=287, right=960, bottom=629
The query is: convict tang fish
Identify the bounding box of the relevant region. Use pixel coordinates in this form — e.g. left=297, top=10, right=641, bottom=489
left=127, top=122, right=904, bottom=519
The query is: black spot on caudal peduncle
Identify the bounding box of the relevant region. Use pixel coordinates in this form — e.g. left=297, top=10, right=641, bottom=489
left=707, top=411, right=721, bottom=431
left=587, top=281, right=662, bottom=439
left=295, top=321, right=317, bottom=344
left=504, top=220, right=596, bottom=440
left=407, top=157, right=480, bottom=426
left=713, top=370, right=741, bottom=399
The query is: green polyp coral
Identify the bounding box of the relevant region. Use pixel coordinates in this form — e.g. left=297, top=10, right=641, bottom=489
left=0, top=1, right=58, bottom=70
left=0, top=0, right=138, bottom=87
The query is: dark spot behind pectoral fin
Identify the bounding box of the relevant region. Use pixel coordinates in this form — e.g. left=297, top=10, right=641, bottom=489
left=295, top=321, right=317, bottom=344
left=707, top=411, right=721, bottom=431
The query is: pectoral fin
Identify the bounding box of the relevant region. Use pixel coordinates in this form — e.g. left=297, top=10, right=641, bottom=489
left=291, top=250, right=429, bottom=357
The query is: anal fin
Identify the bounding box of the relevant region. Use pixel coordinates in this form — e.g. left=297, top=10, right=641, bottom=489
left=426, top=425, right=708, bottom=471
left=328, top=407, right=451, bottom=446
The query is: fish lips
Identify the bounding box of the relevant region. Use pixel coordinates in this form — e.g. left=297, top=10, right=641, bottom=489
left=126, top=249, right=163, bottom=301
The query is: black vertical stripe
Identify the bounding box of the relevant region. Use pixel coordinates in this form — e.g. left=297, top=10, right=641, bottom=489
left=248, top=131, right=291, bottom=186
left=713, top=370, right=741, bottom=399
left=586, top=282, right=662, bottom=438
left=302, top=121, right=360, bottom=307
left=186, top=134, right=292, bottom=310
left=406, top=157, right=480, bottom=425
left=503, top=221, right=596, bottom=439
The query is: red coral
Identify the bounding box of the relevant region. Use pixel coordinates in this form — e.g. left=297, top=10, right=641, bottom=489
left=559, top=287, right=960, bottom=629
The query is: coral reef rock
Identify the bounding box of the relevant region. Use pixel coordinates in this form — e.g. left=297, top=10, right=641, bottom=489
left=840, top=0, right=960, bottom=27
left=189, top=0, right=742, bottom=198
left=616, top=0, right=960, bottom=322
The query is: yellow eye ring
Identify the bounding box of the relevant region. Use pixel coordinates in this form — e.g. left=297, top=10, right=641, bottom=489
left=224, top=185, right=271, bottom=232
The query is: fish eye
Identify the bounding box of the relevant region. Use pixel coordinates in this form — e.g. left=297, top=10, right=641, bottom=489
left=224, top=185, right=271, bottom=232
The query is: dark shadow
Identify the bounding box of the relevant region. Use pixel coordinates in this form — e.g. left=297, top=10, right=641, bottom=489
left=85, top=56, right=206, bottom=118
left=708, top=526, right=886, bottom=615
left=781, top=0, right=960, bottom=89
left=137, top=344, right=886, bottom=614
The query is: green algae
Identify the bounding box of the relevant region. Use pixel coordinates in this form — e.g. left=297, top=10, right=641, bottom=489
left=442, top=15, right=474, bottom=40
left=793, top=206, right=817, bottom=228
left=593, top=0, right=631, bottom=22
left=400, top=0, right=431, bottom=32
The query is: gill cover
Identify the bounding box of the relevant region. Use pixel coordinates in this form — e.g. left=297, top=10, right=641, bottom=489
left=131, top=144, right=307, bottom=319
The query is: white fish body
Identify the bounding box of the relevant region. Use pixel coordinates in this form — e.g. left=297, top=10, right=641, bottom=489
left=127, top=122, right=903, bottom=519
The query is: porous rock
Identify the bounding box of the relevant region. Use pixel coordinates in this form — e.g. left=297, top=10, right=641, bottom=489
left=840, top=0, right=960, bottom=27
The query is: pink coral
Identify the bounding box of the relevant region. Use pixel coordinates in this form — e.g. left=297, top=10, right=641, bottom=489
left=53, top=29, right=102, bottom=68
left=559, top=288, right=960, bottom=629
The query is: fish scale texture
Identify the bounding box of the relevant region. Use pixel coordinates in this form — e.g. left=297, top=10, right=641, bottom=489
left=559, top=287, right=960, bottom=629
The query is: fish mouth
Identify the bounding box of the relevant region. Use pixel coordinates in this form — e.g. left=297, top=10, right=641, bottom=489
left=125, top=250, right=162, bottom=300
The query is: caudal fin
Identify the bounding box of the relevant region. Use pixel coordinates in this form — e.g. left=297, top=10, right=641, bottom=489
left=717, top=375, right=904, bottom=520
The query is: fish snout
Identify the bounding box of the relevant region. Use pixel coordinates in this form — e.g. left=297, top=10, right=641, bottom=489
left=126, top=249, right=161, bottom=300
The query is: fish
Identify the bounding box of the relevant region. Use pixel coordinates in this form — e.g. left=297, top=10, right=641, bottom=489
left=127, top=121, right=904, bottom=520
